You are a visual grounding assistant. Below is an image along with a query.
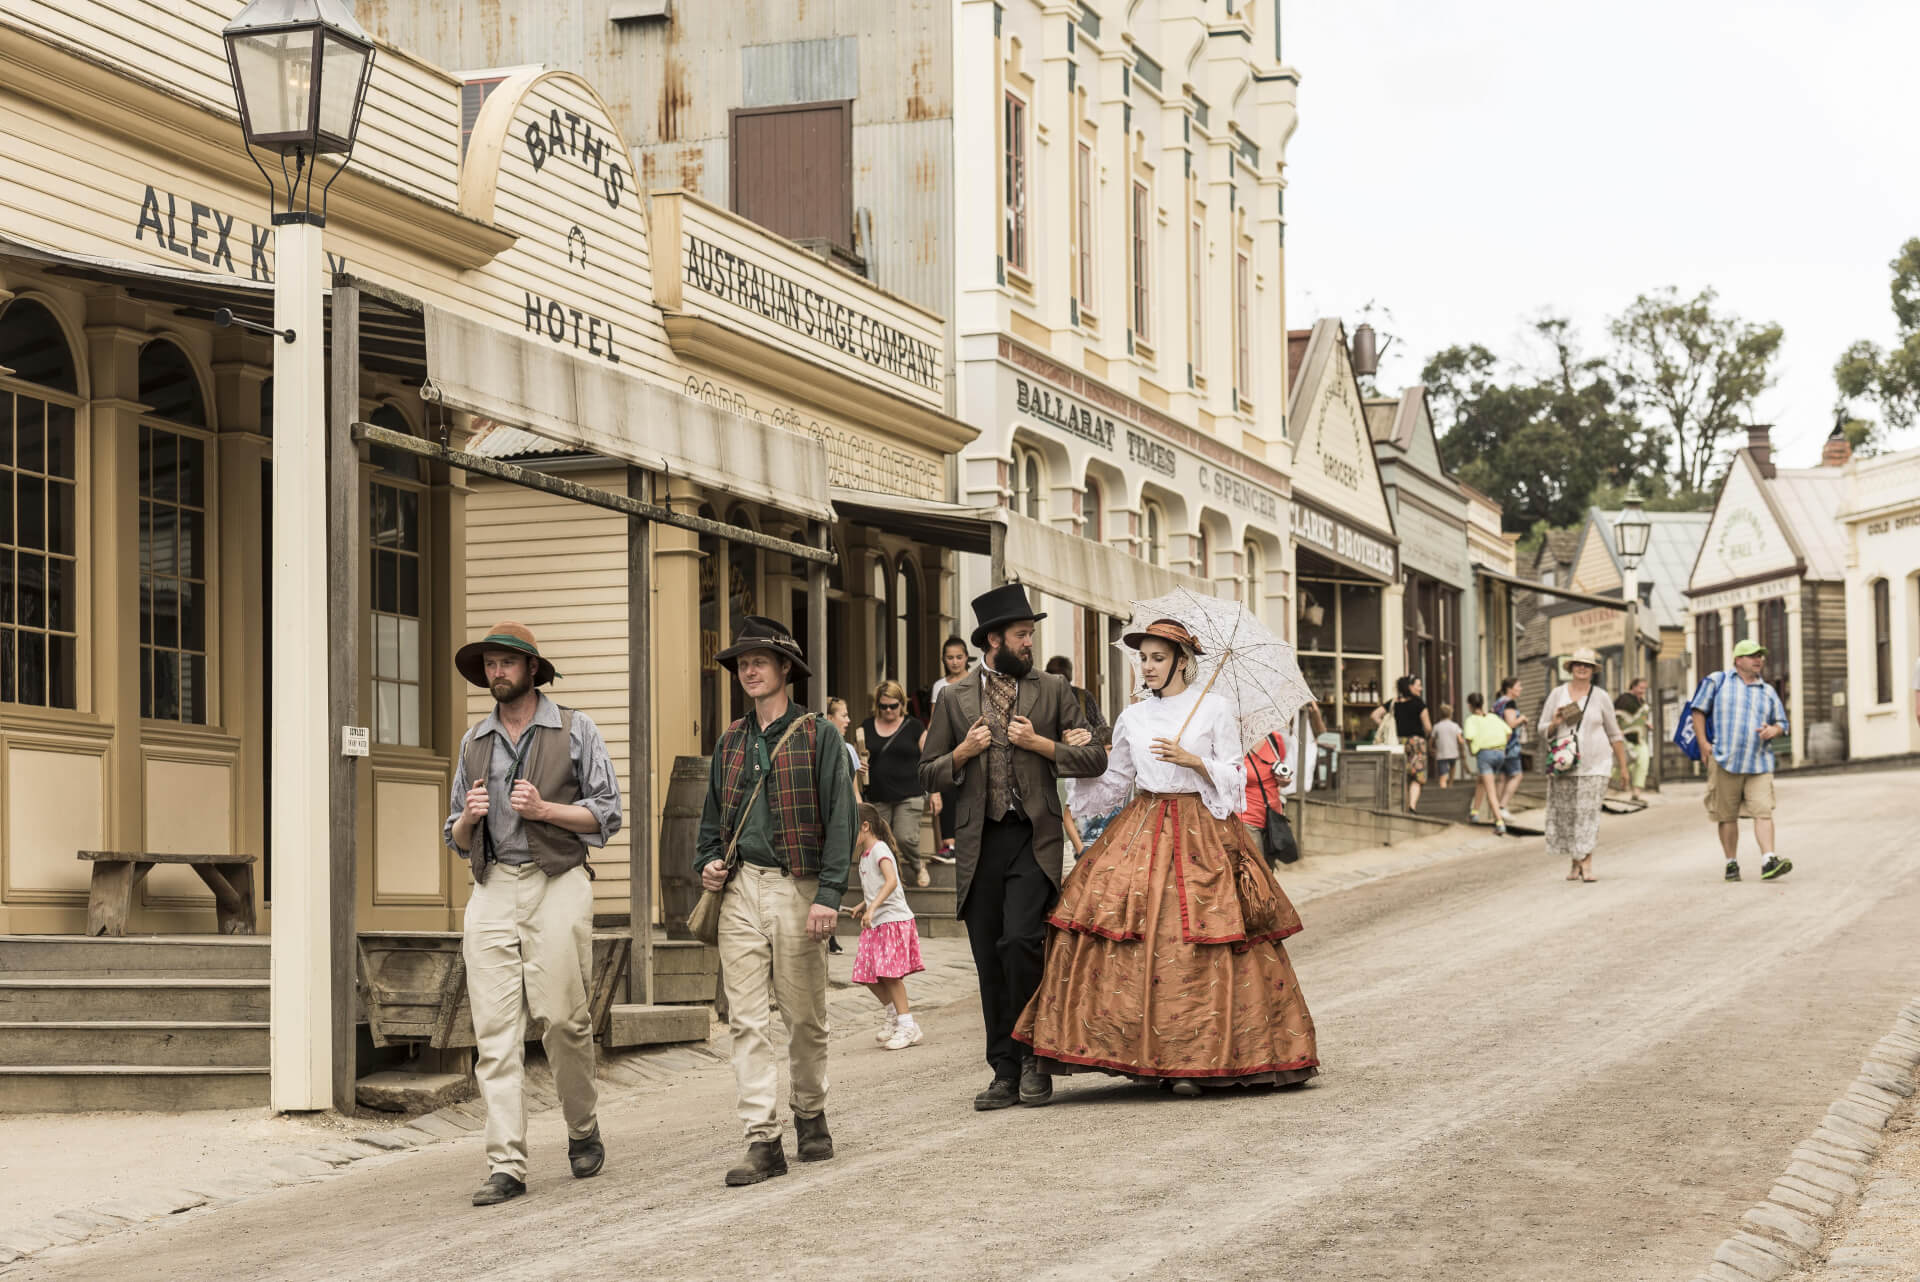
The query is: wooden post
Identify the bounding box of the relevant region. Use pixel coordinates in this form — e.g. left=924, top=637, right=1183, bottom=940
left=326, top=283, right=362, bottom=1112
left=990, top=518, right=1007, bottom=586
left=808, top=522, right=829, bottom=713
left=627, top=466, right=655, bottom=1005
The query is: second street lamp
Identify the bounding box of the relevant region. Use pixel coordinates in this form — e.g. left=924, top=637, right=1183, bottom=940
left=1613, top=486, right=1652, bottom=695
left=222, top=0, right=375, bottom=1113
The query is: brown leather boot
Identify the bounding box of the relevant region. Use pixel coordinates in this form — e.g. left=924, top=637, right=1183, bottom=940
left=794, top=1111, right=834, bottom=1162
left=724, top=1138, right=788, bottom=1187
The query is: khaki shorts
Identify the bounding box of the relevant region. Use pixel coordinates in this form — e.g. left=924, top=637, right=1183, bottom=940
left=1706, top=759, right=1775, bottom=822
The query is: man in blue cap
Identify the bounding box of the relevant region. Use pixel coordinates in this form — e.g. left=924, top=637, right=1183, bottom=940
left=1692, top=638, right=1791, bottom=883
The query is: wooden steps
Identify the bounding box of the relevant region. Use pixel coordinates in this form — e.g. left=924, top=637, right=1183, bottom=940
left=0, top=936, right=269, bottom=1112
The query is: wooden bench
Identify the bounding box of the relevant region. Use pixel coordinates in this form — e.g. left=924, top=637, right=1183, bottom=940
left=78, top=851, right=257, bottom=937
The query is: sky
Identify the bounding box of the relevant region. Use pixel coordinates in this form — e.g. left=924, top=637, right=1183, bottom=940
left=1282, top=0, right=1920, bottom=472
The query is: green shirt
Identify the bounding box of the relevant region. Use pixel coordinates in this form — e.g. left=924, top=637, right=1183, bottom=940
left=694, top=702, right=854, bottom=910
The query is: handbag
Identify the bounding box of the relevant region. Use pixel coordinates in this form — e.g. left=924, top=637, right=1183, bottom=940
left=1250, top=734, right=1299, bottom=865
left=1546, top=689, right=1594, bottom=777
left=685, top=713, right=817, bottom=945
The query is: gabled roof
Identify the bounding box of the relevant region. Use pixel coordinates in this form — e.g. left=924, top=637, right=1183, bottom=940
left=1287, top=329, right=1310, bottom=387
left=1587, top=508, right=1712, bottom=631
left=1768, top=468, right=1847, bottom=580
left=1689, top=447, right=1849, bottom=591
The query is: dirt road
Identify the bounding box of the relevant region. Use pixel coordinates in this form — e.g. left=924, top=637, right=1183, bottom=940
left=16, top=769, right=1920, bottom=1282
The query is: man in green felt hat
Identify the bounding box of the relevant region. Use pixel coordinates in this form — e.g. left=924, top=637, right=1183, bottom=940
left=444, top=620, right=623, bottom=1206
left=1692, top=637, right=1791, bottom=883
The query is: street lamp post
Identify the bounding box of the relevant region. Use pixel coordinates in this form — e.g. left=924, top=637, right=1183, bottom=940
left=222, top=0, right=375, bottom=1113
left=1613, top=486, right=1652, bottom=690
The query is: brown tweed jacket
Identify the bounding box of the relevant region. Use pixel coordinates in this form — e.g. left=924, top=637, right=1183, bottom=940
left=919, top=669, right=1108, bottom=915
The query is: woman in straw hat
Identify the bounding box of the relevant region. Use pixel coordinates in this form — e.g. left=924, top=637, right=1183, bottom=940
left=1013, top=618, right=1318, bottom=1096
left=1537, top=646, right=1631, bottom=882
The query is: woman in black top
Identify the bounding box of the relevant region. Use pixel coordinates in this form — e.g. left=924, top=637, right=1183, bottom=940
left=1392, top=675, right=1433, bottom=812
left=858, top=679, right=930, bottom=887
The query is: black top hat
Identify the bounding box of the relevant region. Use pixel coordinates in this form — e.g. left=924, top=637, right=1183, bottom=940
left=969, top=583, right=1048, bottom=650
left=715, top=615, right=812, bottom=680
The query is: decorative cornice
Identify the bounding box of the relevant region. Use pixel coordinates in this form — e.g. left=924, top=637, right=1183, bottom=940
left=661, top=313, right=978, bottom=456
left=0, top=23, right=514, bottom=270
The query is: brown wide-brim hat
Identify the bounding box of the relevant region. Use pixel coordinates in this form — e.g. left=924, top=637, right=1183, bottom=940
left=715, top=614, right=812, bottom=680
left=455, top=621, right=559, bottom=689
left=1122, top=618, right=1206, bottom=656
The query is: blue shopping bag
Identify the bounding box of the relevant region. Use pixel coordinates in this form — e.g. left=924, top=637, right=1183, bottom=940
left=1672, top=673, right=1726, bottom=762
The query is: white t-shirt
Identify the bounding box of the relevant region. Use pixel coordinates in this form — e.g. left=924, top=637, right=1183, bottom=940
left=931, top=669, right=972, bottom=706
left=844, top=741, right=861, bottom=775
left=857, top=841, right=914, bottom=927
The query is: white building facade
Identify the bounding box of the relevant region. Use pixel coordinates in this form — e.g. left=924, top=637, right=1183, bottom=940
left=1838, top=443, right=1920, bottom=759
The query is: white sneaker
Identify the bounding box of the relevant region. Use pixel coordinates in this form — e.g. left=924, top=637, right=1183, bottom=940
left=884, top=1021, right=923, bottom=1050
left=873, top=1013, right=897, bottom=1044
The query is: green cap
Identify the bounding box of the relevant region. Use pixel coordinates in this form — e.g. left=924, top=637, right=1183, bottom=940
left=1731, top=639, right=1766, bottom=658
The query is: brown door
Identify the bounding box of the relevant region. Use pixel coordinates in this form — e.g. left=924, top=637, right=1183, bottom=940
left=730, top=101, right=853, bottom=250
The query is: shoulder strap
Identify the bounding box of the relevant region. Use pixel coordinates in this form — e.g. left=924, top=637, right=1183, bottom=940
left=720, top=713, right=817, bottom=873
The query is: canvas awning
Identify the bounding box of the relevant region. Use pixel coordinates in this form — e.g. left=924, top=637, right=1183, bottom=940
left=423, top=305, right=834, bottom=522
left=1002, top=511, right=1223, bottom=619
left=829, top=489, right=1002, bottom=556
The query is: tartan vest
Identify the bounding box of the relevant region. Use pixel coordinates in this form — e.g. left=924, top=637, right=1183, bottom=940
left=716, top=713, right=824, bottom=879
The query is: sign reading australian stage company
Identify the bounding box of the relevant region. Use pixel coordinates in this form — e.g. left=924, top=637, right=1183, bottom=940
left=1291, top=500, right=1397, bottom=580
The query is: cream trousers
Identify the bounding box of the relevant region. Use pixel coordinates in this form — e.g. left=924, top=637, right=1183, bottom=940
left=463, top=862, right=598, bottom=1180
left=718, top=862, right=830, bottom=1143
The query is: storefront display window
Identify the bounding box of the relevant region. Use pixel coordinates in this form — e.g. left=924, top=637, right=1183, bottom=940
left=0, top=299, right=81, bottom=711
left=1298, top=566, right=1386, bottom=746
left=138, top=341, right=210, bottom=725
left=368, top=405, right=427, bottom=746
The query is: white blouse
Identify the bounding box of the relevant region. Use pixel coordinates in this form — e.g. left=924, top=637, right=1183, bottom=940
left=1068, top=685, right=1246, bottom=821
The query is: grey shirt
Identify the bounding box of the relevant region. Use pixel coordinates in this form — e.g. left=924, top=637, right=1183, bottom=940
left=443, top=693, right=622, bottom=864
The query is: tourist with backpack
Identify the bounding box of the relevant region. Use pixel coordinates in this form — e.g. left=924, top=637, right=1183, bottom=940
left=1689, top=639, right=1791, bottom=883
left=1536, top=648, right=1629, bottom=883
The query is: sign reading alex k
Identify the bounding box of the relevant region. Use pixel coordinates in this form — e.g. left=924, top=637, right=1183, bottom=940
left=132, top=185, right=346, bottom=283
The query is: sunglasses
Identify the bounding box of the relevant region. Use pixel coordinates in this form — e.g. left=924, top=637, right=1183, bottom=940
left=877, top=701, right=901, bottom=712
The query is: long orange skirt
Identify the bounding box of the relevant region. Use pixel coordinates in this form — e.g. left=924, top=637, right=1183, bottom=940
left=1013, top=791, right=1320, bottom=1085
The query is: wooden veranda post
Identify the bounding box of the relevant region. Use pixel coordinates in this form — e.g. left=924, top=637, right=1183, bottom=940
left=808, top=522, right=829, bottom=713
left=628, top=466, right=654, bottom=1004
left=326, top=282, right=363, bottom=1111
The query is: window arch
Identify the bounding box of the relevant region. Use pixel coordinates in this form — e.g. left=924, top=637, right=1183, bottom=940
left=368, top=403, right=428, bottom=745
left=138, top=338, right=212, bottom=723
left=1082, top=476, right=1104, bottom=542
left=1011, top=443, right=1046, bottom=520
left=0, top=298, right=82, bottom=708
left=894, top=553, right=922, bottom=703
left=1195, top=526, right=1213, bottom=579
left=1244, top=539, right=1262, bottom=612
left=1142, top=500, right=1166, bottom=566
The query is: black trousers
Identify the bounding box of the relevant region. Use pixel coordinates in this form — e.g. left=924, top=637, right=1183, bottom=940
left=962, top=815, right=1055, bottom=1082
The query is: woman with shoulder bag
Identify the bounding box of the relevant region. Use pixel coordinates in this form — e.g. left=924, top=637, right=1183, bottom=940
left=1241, top=733, right=1298, bottom=868
left=858, top=679, right=932, bottom=888
left=1537, top=648, right=1631, bottom=883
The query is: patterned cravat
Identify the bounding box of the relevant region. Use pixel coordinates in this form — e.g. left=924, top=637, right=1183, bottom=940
left=982, top=670, right=1020, bottom=818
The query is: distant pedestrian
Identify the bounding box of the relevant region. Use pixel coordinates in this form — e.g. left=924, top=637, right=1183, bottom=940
left=1045, top=655, right=1112, bottom=748
left=1391, top=675, right=1433, bottom=811
left=1428, top=703, right=1462, bottom=789
left=1537, top=648, right=1629, bottom=882
left=1691, top=639, right=1791, bottom=883
left=847, top=803, right=926, bottom=1050
left=858, top=679, right=931, bottom=888
left=1614, top=677, right=1652, bottom=802
left=827, top=697, right=861, bottom=799
left=1462, top=694, right=1512, bottom=835
left=445, top=621, right=621, bottom=1207
left=1241, top=731, right=1290, bottom=867
left=1487, top=677, right=1527, bottom=823
left=929, top=636, right=973, bottom=863
left=695, top=616, right=855, bottom=1186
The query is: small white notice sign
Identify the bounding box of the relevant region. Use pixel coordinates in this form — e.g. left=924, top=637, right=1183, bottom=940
left=341, top=726, right=370, bottom=758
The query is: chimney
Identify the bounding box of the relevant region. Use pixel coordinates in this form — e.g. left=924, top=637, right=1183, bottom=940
left=1822, top=419, right=1854, bottom=468
left=1746, top=424, right=1775, bottom=479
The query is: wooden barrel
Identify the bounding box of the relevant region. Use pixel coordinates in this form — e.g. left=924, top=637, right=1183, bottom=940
left=658, top=756, right=711, bottom=940
left=1805, top=721, right=1844, bottom=765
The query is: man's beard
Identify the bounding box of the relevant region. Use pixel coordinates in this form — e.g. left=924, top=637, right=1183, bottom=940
left=990, top=647, right=1031, bottom=678
left=490, top=671, right=535, bottom=704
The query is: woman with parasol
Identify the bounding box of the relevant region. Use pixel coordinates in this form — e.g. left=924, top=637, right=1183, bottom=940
left=1012, top=616, right=1319, bottom=1097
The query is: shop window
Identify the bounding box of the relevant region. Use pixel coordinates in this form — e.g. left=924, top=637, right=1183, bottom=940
left=1243, top=540, right=1262, bottom=613
left=1195, top=526, right=1213, bottom=579
left=1131, top=181, right=1152, bottom=344
left=139, top=422, right=209, bottom=723
left=1083, top=477, right=1103, bottom=542
left=1731, top=604, right=1748, bottom=646
left=1076, top=142, right=1096, bottom=317
left=894, top=554, right=922, bottom=709
left=1758, top=597, right=1790, bottom=704
left=1142, top=501, right=1166, bottom=566
left=1697, top=611, right=1724, bottom=677
left=0, top=299, right=81, bottom=710
left=1298, top=570, right=1386, bottom=747
left=1012, top=445, right=1045, bottom=520
left=1004, top=92, right=1030, bottom=275
left=368, top=404, right=426, bottom=746
left=138, top=338, right=209, bottom=426
left=1872, top=578, right=1891, bottom=704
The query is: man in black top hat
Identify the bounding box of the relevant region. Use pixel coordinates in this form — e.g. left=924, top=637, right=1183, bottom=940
left=920, top=584, right=1106, bottom=1110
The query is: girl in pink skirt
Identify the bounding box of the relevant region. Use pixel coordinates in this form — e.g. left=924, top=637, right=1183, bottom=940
left=846, top=802, right=926, bottom=1050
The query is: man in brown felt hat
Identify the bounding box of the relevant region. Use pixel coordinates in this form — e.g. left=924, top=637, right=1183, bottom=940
left=444, top=621, right=622, bottom=1207
left=696, top=615, right=857, bottom=1186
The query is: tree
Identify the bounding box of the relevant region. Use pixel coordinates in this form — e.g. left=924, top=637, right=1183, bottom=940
left=1429, top=317, right=1660, bottom=533
left=1834, top=237, right=1920, bottom=439
left=1608, top=287, right=1783, bottom=494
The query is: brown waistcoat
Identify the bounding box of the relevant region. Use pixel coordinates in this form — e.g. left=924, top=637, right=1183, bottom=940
left=459, top=708, right=586, bottom=884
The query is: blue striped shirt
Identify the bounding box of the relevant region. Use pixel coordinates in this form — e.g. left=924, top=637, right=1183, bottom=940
left=1693, top=670, right=1790, bottom=775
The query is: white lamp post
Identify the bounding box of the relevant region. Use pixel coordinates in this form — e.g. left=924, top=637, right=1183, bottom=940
left=1613, top=486, right=1652, bottom=690
left=222, top=0, right=374, bottom=1113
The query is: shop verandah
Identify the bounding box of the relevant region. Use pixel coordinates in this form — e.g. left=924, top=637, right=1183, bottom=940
left=0, top=250, right=839, bottom=1110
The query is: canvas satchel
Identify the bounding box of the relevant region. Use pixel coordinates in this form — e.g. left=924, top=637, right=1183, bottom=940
left=686, top=713, right=817, bottom=946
